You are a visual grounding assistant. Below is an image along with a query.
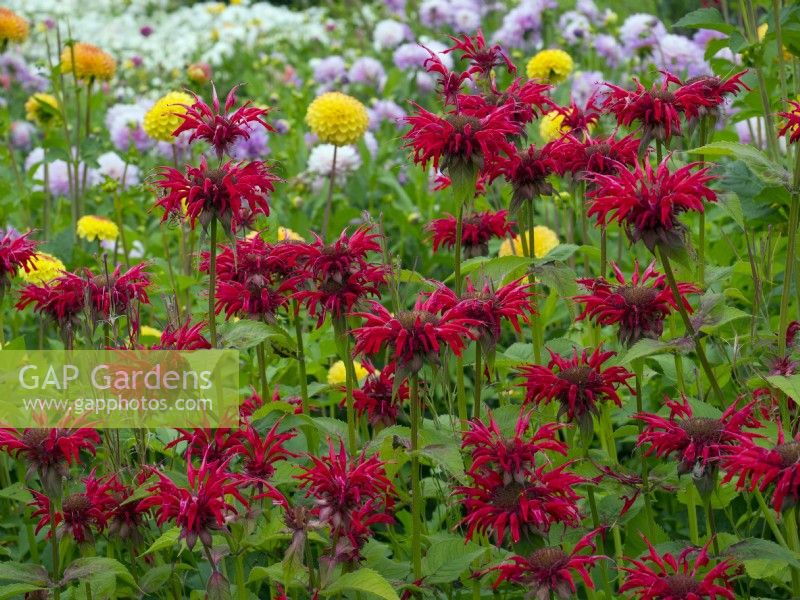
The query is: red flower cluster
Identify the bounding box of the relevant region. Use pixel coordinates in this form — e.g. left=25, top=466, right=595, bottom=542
left=0, top=229, right=37, bottom=298
left=428, top=209, right=512, bottom=258
left=556, top=133, right=639, bottom=179
left=456, top=409, right=582, bottom=544
left=518, top=347, right=634, bottom=435
left=446, top=29, right=515, bottom=78
left=586, top=157, right=716, bottom=251
left=778, top=99, right=800, bottom=144
left=497, top=143, right=561, bottom=210
left=351, top=361, right=409, bottom=428
left=620, top=537, right=736, bottom=599
left=151, top=319, right=211, bottom=350
left=575, top=260, right=700, bottom=346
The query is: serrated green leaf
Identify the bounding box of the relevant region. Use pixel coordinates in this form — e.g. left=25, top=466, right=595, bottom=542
left=0, top=583, right=45, bottom=599
left=689, top=142, right=791, bottom=188
left=140, top=527, right=181, bottom=556
left=0, top=563, right=49, bottom=586
left=726, top=538, right=800, bottom=568
left=62, top=557, right=134, bottom=586
left=766, top=374, right=800, bottom=402
left=0, top=482, right=32, bottom=503
left=422, top=539, right=486, bottom=584
left=620, top=338, right=672, bottom=365
left=320, top=567, right=400, bottom=600
left=674, top=7, right=735, bottom=33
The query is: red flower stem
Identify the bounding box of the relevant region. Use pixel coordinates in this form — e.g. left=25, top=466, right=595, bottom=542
left=473, top=343, right=481, bottom=420
left=409, top=372, right=423, bottom=582
left=656, top=246, right=726, bottom=407
left=207, top=215, right=218, bottom=347
left=321, top=145, right=338, bottom=241
left=49, top=500, right=61, bottom=600
left=633, top=358, right=656, bottom=541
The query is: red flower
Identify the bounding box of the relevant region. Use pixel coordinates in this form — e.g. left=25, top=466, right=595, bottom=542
left=0, top=229, right=37, bottom=297
left=151, top=319, right=211, bottom=350
left=446, top=30, right=515, bottom=77
left=351, top=293, right=477, bottom=375
left=403, top=102, right=520, bottom=177
left=619, top=537, right=736, bottom=600
left=426, top=277, right=534, bottom=351
left=422, top=48, right=471, bottom=107
left=455, top=462, right=583, bottom=544
left=487, top=529, right=604, bottom=599
left=586, top=158, right=716, bottom=251
left=288, top=226, right=387, bottom=327
left=172, top=83, right=273, bottom=158
left=554, top=97, right=601, bottom=137
left=778, top=99, right=800, bottom=144
left=574, top=260, right=701, bottom=346
left=296, top=440, right=395, bottom=554
left=351, top=361, right=409, bottom=428
left=16, top=270, right=87, bottom=346
left=88, top=262, right=150, bottom=322
left=0, top=428, right=100, bottom=495
left=460, top=79, right=553, bottom=127
left=462, top=409, right=566, bottom=481
left=497, top=143, right=561, bottom=210
left=555, top=133, right=639, bottom=179
left=428, top=209, right=513, bottom=258
left=635, top=395, right=761, bottom=491
left=104, top=475, right=148, bottom=544
left=227, top=420, right=298, bottom=482
left=721, top=429, right=800, bottom=513
left=676, top=71, right=749, bottom=120
left=155, top=156, right=278, bottom=232
left=518, top=347, right=634, bottom=434
left=166, top=427, right=241, bottom=463
left=602, top=72, right=687, bottom=145
left=138, top=453, right=249, bottom=549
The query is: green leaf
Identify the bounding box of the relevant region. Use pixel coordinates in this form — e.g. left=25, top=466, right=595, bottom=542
left=422, top=539, right=486, bottom=584
left=0, top=482, right=32, bottom=503
left=419, top=425, right=466, bottom=483
left=726, top=538, right=800, bottom=569
left=220, top=320, right=295, bottom=352
left=766, top=374, right=800, bottom=402
left=535, top=243, right=579, bottom=264
left=61, top=557, right=135, bottom=586
left=320, top=567, right=400, bottom=600
left=620, top=338, right=673, bottom=365
left=689, top=142, right=792, bottom=188
left=0, top=584, right=46, bottom=599
left=674, top=7, right=736, bottom=33
left=140, top=527, right=181, bottom=556
left=535, top=261, right=578, bottom=297
left=0, top=563, right=49, bottom=586
left=460, top=255, right=532, bottom=286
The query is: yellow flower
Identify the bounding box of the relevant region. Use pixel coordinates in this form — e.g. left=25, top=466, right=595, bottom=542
left=77, top=215, right=119, bottom=242
left=499, top=226, right=560, bottom=259
left=526, top=49, right=573, bottom=85
left=306, top=92, right=369, bottom=146
left=0, top=7, right=28, bottom=44
left=140, top=326, right=162, bottom=339
left=758, top=23, right=792, bottom=60
left=143, top=91, right=194, bottom=142
left=278, top=226, right=304, bottom=242
left=327, top=360, right=369, bottom=385
left=539, top=111, right=567, bottom=142
left=19, top=253, right=65, bottom=284
left=60, top=42, right=116, bottom=81
left=24, top=93, right=60, bottom=127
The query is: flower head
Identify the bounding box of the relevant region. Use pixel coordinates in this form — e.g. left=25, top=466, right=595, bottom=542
left=77, top=215, right=119, bottom=242
left=172, top=84, right=273, bottom=158
left=60, top=42, right=116, bottom=80
left=526, top=49, right=573, bottom=85
left=497, top=143, right=561, bottom=209
left=428, top=210, right=512, bottom=258
left=586, top=158, right=716, bottom=251
left=499, top=226, right=559, bottom=258
left=488, top=530, right=604, bottom=599
left=0, top=229, right=37, bottom=298
left=518, top=347, right=634, bottom=435
left=620, top=537, right=736, bottom=600
left=18, top=252, right=65, bottom=285
left=151, top=319, right=210, bottom=350
left=88, top=262, right=150, bottom=321
left=778, top=100, right=800, bottom=145
left=227, top=420, right=298, bottom=483
left=25, top=93, right=60, bottom=127
left=677, top=71, right=749, bottom=121
left=447, top=30, right=515, bottom=78
left=0, top=8, right=28, bottom=44
left=575, top=260, right=700, bottom=346
left=144, top=91, right=194, bottom=142
left=555, top=133, right=639, bottom=179
left=306, top=92, right=369, bottom=146
left=352, top=362, right=409, bottom=428
left=17, top=271, right=88, bottom=347
left=155, top=156, right=278, bottom=232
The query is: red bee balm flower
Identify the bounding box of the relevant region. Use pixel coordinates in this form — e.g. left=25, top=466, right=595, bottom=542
left=446, top=30, right=515, bottom=77
left=676, top=71, right=748, bottom=121
left=351, top=362, right=409, bottom=428
left=151, top=319, right=211, bottom=350
left=636, top=395, right=761, bottom=493
left=88, top=262, right=151, bottom=320
left=155, top=156, right=278, bottom=232
left=428, top=210, right=513, bottom=258
left=778, top=100, right=800, bottom=144
left=138, top=453, right=249, bottom=549
left=556, top=133, right=639, bottom=179
left=575, top=260, right=701, bottom=346
left=487, top=529, right=605, bottom=599
left=455, top=462, right=583, bottom=543
left=172, top=83, right=273, bottom=158
left=720, top=429, right=800, bottom=513
left=17, top=270, right=87, bottom=346
left=620, top=537, right=736, bottom=600
left=352, top=293, right=477, bottom=375
left=497, top=143, right=561, bottom=210
left=518, top=347, right=634, bottom=435
left=586, top=158, right=716, bottom=251
left=0, top=229, right=37, bottom=297
left=227, top=420, right=298, bottom=483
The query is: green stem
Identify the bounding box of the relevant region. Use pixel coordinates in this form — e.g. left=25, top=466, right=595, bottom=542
left=207, top=216, right=218, bottom=347
left=686, top=483, right=700, bottom=545
left=525, top=201, right=543, bottom=364
left=656, top=247, right=726, bottom=407
left=256, top=341, right=268, bottom=405
left=409, top=373, right=422, bottom=582
left=634, top=358, right=656, bottom=540
left=235, top=551, right=247, bottom=600
left=335, top=319, right=358, bottom=453
left=600, top=227, right=607, bottom=278
left=785, top=505, right=800, bottom=597
left=753, top=488, right=788, bottom=547
left=49, top=501, right=60, bottom=600
left=703, top=496, right=721, bottom=555
left=473, top=343, right=482, bottom=419
left=321, top=145, right=338, bottom=241
left=778, top=150, right=800, bottom=357
left=698, top=119, right=708, bottom=288
left=292, top=301, right=309, bottom=413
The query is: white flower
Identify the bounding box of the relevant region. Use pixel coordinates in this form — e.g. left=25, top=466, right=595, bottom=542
left=96, top=151, right=140, bottom=189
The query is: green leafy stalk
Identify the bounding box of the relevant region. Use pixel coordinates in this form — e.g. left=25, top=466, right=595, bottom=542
left=207, top=216, right=218, bottom=347
left=409, top=373, right=423, bottom=581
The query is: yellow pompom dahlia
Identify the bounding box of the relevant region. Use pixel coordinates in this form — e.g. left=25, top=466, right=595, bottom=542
left=19, top=253, right=65, bottom=284
left=77, top=215, right=119, bottom=242
left=60, top=42, right=116, bottom=80
left=306, top=92, right=368, bottom=146
left=0, top=8, right=28, bottom=45
left=499, top=226, right=559, bottom=259
left=143, top=91, right=194, bottom=142
left=25, top=93, right=60, bottom=127
left=327, top=360, right=369, bottom=385
left=526, top=49, right=573, bottom=85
